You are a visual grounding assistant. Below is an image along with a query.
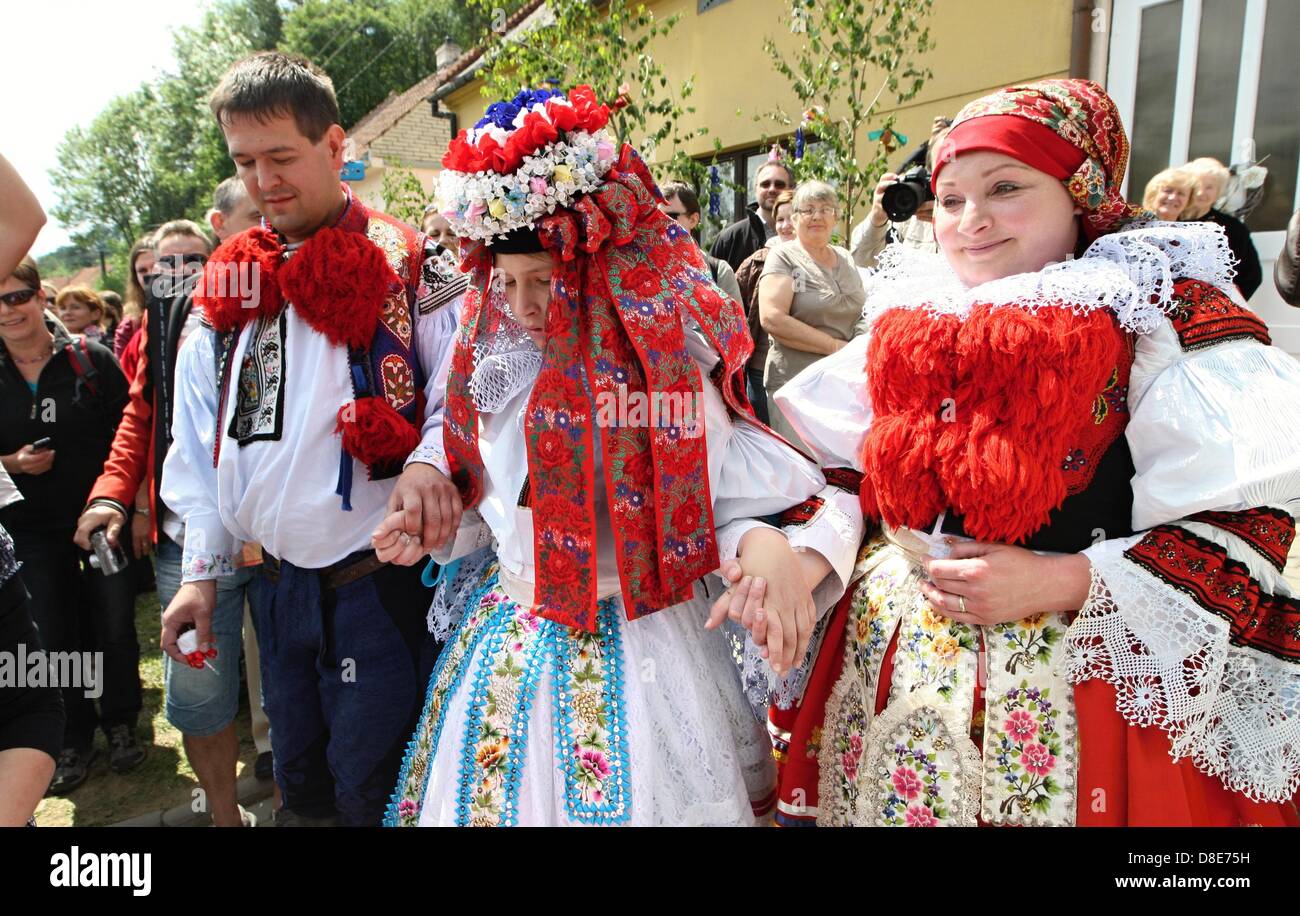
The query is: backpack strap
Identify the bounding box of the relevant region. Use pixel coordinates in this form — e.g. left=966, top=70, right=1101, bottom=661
left=64, top=336, right=100, bottom=399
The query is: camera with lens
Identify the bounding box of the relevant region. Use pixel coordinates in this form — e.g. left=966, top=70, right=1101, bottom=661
left=88, top=527, right=128, bottom=576
left=881, top=165, right=934, bottom=222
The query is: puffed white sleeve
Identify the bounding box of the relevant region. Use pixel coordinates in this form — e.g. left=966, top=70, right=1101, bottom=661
left=772, top=331, right=874, bottom=472
left=160, top=326, right=238, bottom=582
left=1066, top=308, right=1300, bottom=804
left=405, top=295, right=463, bottom=474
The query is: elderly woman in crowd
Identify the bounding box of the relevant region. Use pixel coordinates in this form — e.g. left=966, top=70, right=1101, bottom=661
left=1181, top=156, right=1262, bottom=299
left=1142, top=166, right=1196, bottom=222
left=734, top=189, right=796, bottom=424
left=757, top=180, right=865, bottom=446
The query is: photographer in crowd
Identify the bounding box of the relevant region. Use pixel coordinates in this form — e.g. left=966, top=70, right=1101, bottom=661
left=851, top=117, right=950, bottom=269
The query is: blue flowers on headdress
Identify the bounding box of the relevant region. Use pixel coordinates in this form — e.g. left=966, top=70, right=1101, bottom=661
left=476, top=87, right=567, bottom=131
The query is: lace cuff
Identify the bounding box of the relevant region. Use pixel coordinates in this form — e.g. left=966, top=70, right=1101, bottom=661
left=404, top=443, right=448, bottom=474
left=1063, top=539, right=1300, bottom=803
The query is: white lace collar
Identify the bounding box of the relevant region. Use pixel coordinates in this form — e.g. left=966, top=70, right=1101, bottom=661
left=863, top=220, right=1239, bottom=334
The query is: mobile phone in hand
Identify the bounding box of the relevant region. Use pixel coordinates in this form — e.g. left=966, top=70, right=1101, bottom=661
left=30, top=437, right=52, bottom=452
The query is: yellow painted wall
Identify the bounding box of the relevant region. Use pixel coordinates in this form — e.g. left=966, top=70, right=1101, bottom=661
left=443, top=0, right=1074, bottom=184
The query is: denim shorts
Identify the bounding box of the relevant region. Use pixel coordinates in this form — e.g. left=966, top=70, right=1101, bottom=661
left=154, top=537, right=255, bottom=737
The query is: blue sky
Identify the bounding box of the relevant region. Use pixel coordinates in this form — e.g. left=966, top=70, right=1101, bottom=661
left=7, top=0, right=207, bottom=256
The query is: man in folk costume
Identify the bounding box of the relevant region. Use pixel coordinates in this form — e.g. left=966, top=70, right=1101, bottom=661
left=377, top=86, right=863, bottom=826
left=159, top=52, right=466, bottom=827
left=753, top=79, right=1300, bottom=826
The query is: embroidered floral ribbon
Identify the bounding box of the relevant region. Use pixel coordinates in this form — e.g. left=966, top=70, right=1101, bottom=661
left=444, top=146, right=758, bottom=632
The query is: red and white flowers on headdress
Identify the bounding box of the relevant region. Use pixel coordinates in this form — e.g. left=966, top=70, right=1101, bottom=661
left=438, top=85, right=619, bottom=242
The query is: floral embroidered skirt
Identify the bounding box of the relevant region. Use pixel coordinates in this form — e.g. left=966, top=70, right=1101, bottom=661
left=770, top=534, right=1298, bottom=827
left=386, top=563, right=775, bottom=826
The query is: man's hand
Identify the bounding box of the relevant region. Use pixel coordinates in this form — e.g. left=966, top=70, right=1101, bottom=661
left=161, top=580, right=217, bottom=665
left=384, top=462, right=463, bottom=557
left=131, top=511, right=153, bottom=558
left=2, top=445, right=55, bottom=477
left=869, top=172, right=900, bottom=227
left=74, top=503, right=125, bottom=550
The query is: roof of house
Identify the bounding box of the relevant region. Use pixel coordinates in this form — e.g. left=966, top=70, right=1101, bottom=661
left=48, top=265, right=105, bottom=290
left=347, top=0, right=548, bottom=156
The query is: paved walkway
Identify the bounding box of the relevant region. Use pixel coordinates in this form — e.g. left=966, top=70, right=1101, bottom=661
left=111, top=774, right=275, bottom=827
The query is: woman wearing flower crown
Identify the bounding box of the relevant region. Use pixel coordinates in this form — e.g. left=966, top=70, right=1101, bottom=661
left=377, top=86, right=863, bottom=826
left=747, top=79, right=1300, bottom=826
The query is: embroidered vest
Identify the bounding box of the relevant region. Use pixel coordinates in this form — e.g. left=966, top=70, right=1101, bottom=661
left=205, top=192, right=427, bottom=506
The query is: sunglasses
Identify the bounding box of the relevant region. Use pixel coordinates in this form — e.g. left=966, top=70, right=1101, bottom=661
left=0, top=288, right=39, bottom=307
left=665, top=210, right=689, bottom=219
left=758, top=180, right=789, bottom=189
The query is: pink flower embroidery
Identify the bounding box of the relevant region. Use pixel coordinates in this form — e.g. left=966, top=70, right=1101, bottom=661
left=397, top=799, right=417, bottom=818
left=891, top=766, right=923, bottom=800
left=849, top=734, right=863, bottom=756
left=1004, top=709, right=1038, bottom=743
left=579, top=749, right=611, bottom=780
left=841, top=752, right=858, bottom=782
left=905, top=804, right=938, bottom=827
left=1021, top=742, right=1056, bottom=776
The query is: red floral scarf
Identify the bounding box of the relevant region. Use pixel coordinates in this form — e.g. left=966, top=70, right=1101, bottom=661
left=445, top=147, right=761, bottom=632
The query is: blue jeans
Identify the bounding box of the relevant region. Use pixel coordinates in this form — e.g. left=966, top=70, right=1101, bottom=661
left=154, top=537, right=255, bottom=737
left=251, top=553, right=436, bottom=826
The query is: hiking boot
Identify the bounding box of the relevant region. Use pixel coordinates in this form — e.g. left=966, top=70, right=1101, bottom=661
left=107, top=724, right=146, bottom=773
left=47, top=747, right=97, bottom=795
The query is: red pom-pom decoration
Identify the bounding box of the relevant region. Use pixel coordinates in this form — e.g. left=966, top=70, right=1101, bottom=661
left=195, top=227, right=284, bottom=331
left=280, top=226, right=399, bottom=349
left=335, top=396, right=421, bottom=467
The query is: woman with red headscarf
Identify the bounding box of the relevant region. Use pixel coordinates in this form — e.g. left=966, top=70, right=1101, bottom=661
left=742, top=79, right=1300, bottom=826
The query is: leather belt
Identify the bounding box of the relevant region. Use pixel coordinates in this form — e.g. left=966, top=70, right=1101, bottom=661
left=261, top=549, right=388, bottom=591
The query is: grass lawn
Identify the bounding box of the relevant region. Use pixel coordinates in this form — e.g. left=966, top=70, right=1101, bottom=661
left=34, top=585, right=260, bottom=827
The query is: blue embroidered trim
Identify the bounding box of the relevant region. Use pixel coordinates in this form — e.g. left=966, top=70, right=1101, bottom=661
left=550, top=597, right=632, bottom=824
left=383, top=566, right=499, bottom=826
left=454, top=596, right=547, bottom=826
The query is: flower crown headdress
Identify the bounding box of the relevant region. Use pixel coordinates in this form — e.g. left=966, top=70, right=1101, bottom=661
left=437, top=85, right=619, bottom=242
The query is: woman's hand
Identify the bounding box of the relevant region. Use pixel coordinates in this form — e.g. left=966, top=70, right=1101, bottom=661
left=2, top=445, right=54, bottom=476
left=371, top=510, right=429, bottom=566
left=919, top=541, right=1092, bottom=627
left=706, top=528, right=822, bottom=675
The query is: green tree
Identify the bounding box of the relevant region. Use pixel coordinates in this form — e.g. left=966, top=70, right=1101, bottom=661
left=468, top=0, right=711, bottom=186
left=281, top=0, right=506, bottom=128
left=763, top=0, right=934, bottom=233
left=381, top=157, right=430, bottom=226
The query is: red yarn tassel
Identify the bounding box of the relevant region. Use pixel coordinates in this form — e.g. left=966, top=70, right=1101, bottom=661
left=335, top=396, right=421, bottom=468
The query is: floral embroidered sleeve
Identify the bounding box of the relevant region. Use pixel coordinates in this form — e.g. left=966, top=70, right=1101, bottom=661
left=160, top=326, right=238, bottom=583
left=1065, top=303, right=1300, bottom=804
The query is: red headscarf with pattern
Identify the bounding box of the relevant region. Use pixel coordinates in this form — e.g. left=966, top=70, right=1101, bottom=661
left=932, top=78, right=1150, bottom=241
